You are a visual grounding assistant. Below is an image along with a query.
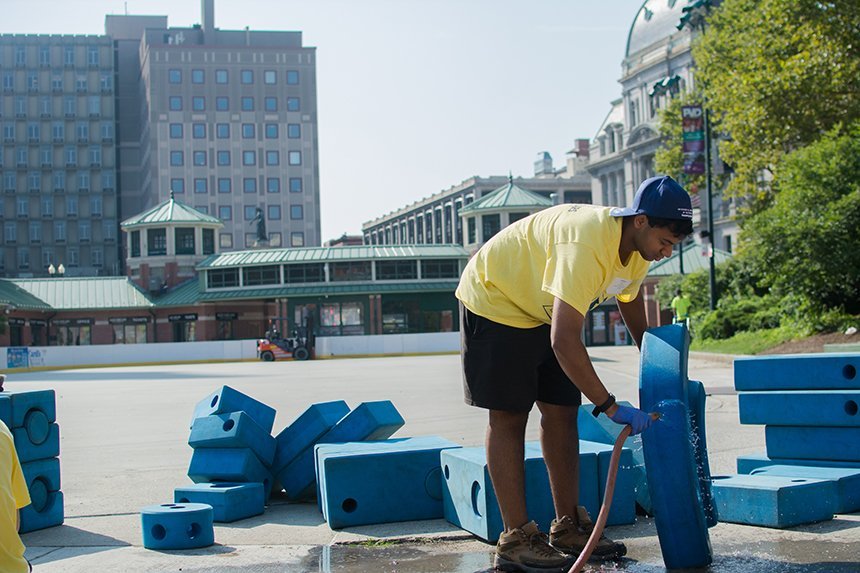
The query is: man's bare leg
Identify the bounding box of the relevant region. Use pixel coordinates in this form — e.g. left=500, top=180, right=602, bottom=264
left=486, top=409, right=530, bottom=530
left=537, top=401, right=579, bottom=519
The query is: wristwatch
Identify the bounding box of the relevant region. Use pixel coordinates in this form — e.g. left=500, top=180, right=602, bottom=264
left=592, top=393, right=616, bottom=417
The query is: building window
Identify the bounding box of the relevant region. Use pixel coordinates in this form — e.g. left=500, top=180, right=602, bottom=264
left=467, top=217, right=476, bottom=243
left=320, top=302, right=364, bottom=336
left=79, top=220, right=91, bottom=242
left=287, top=124, right=301, bottom=139
left=286, top=70, right=299, bottom=85
left=192, top=123, right=206, bottom=139
left=242, top=124, right=255, bottom=139
left=216, top=123, right=230, bottom=139
left=103, top=219, right=116, bottom=242
left=39, top=45, right=50, bottom=66
left=169, top=69, right=182, bottom=84
left=55, top=221, right=66, bottom=242
left=87, top=46, right=99, bottom=66
left=90, top=195, right=102, bottom=216
left=241, top=97, right=254, bottom=111
left=244, top=205, right=257, bottom=221
left=217, top=151, right=230, bottom=166
left=216, top=96, right=229, bottom=111
left=266, top=178, right=280, bottom=193
left=169, top=123, right=183, bottom=138
left=265, top=124, right=278, bottom=139
left=220, top=233, right=233, bottom=249
left=203, top=228, right=215, bottom=255
left=215, top=69, right=228, bottom=84
left=289, top=178, right=302, bottom=193
left=131, top=230, right=141, bottom=257
left=64, top=46, right=75, bottom=66
left=482, top=214, right=501, bottom=241
left=66, top=196, right=78, bottom=216
left=192, top=96, right=205, bottom=111
left=242, top=265, right=279, bottom=286
left=288, top=151, right=301, bottom=165
left=376, top=260, right=418, bottom=280
left=264, top=70, right=276, bottom=84
left=267, top=205, right=281, bottom=220
left=287, top=97, right=300, bottom=111
left=191, top=69, right=204, bottom=84
left=207, top=268, right=239, bottom=288
left=218, top=205, right=232, bottom=220
left=194, top=178, right=207, bottom=193
left=170, top=151, right=184, bottom=166
left=217, top=178, right=231, bottom=193
left=242, top=151, right=256, bottom=166
left=265, top=151, right=279, bottom=166
left=171, top=178, right=185, bottom=194
left=169, top=96, right=182, bottom=111
left=291, top=232, right=304, bottom=247
left=241, top=69, right=253, bottom=84
left=147, top=228, right=166, bottom=256
left=193, top=151, right=207, bottom=166
left=285, top=263, right=324, bottom=283
left=176, top=227, right=195, bottom=254
left=264, top=97, right=277, bottom=111
left=243, top=178, right=257, bottom=193
left=422, top=259, right=460, bottom=279
left=290, top=205, right=303, bottom=220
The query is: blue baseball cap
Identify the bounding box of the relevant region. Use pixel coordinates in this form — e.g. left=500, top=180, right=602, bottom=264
left=610, top=175, right=693, bottom=221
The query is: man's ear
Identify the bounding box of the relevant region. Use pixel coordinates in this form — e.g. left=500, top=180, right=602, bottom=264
left=634, top=214, right=649, bottom=229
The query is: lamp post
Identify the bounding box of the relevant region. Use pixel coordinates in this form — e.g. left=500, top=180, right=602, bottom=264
left=48, top=263, right=65, bottom=278
left=679, top=0, right=718, bottom=311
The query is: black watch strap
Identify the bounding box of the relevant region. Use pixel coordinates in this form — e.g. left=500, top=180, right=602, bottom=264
left=592, top=393, right=616, bottom=418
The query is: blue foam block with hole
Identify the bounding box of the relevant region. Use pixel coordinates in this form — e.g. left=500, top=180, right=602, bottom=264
left=440, top=442, right=600, bottom=543
left=0, top=390, right=56, bottom=428
left=734, top=354, right=860, bottom=391
left=13, top=423, right=59, bottom=463
left=21, top=458, right=61, bottom=513
left=279, top=401, right=404, bottom=501
left=187, top=448, right=274, bottom=498
left=174, top=482, right=265, bottom=523
left=272, top=400, right=350, bottom=485
left=189, top=412, right=276, bottom=467
left=141, top=502, right=214, bottom=550
left=737, top=452, right=860, bottom=474
left=765, top=426, right=860, bottom=462
left=711, top=474, right=836, bottom=528
left=578, top=440, right=636, bottom=525
left=191, top=386, right=276, bottom=433
left=749, top=465, right=860, bottom=513
left=739, top=391, right=860, bottom=426
left=19, top=490, right=64, bottom=533
left=578, top=402, right=651, bottom=514
left=314, top=436, right=461, bottom=528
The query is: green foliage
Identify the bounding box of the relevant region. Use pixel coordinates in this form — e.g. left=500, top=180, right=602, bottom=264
left=740, top=122, right=860, bottom=316
left=694, top=0, right=860, bottom=203
left=696, top=295, right=783, bottom=339
left=689, top=326, right=799, bottom=355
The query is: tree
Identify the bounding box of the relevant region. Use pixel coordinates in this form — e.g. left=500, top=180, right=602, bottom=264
left=740, top=121, right=860, bottom=316
left=694, top=0, right=860, bottom=204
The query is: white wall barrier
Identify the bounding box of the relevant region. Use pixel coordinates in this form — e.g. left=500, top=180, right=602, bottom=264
left=314, top=331, right=459, bottom=357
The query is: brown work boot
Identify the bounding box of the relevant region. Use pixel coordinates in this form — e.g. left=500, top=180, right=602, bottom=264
left=495, top=520, right=572, bottom=572
left=549, top=506, right=626, bottom=560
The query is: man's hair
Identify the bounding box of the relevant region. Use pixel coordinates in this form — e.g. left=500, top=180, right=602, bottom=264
left=646, top=215, right=694, bottom=237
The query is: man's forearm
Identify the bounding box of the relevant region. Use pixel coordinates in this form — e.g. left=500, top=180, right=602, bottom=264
left=618, top=293, right=648, bottom=349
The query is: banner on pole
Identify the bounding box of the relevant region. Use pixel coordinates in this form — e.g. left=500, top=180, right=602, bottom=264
left=682, top=104, right=705, bottom=174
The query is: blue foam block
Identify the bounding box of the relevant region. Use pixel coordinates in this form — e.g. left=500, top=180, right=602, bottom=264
left=440, top=442, right=600, bottom=543
left=191, top=386, right=276, bottom=433
left=174, top=482, right=265, bottom=523
left=315, top=436, right=460, bottom=528
left=711, top=474, right=836, bottom=528
left=13, top=423, right=59, bottom=463
left=190, top=412, right=276, bottom=467
left=21, top=458, right=61, bottom=512
left=141, top=502, right=214, bottom=550
left=279, top=401, right=404, bottom=501
left=749, top=465, right=860, bottom=513
left=272, top=401, right=350, bottom=482
left=578, top=402, right=651, bottom=514
left=737, top=453, right=860, bottom=474
left=735, top=354, right=860, bottom=391
left=578, top=440, right=636, bottom=526
left=765, top=426, right=860, bottom=462
left=640, top=325, right=712, bottom=570
left=0, top=390, right=56, bottom=428
left=19, top=490, right=64, bottom=533
left=187, top=448, right=274, bottom=498
left=739, top=391, right=860, bottom=426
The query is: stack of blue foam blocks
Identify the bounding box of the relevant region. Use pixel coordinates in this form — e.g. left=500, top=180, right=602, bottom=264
left=714, top=353, right=860, bottom=528
left=0, top=389, right=64, bottom=532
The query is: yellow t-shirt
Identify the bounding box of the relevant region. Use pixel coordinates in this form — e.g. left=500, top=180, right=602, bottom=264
left=671, top=295, right=692, bottom=319
left=456, top=204, right=649, bottom=328
left=1, top=420, right=30, bottom=573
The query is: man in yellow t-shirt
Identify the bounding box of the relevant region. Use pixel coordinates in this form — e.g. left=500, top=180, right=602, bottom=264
left=671, top=290, right=692, bottom=325
left=1, top=418, right=32, bottom=573
left=456, top=175, right=693, bottom=572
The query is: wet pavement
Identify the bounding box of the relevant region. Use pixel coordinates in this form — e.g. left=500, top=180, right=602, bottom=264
left=8, top=349, right=860, bottom=572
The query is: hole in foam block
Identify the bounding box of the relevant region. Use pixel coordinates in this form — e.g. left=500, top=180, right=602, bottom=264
left=846, top=400, right=858, bottom=416
left=160, top=503, right=177, bottom=507
left=30, top=478, right=50, bottom=513
left=210, top=395, right=219, bottom=408
left=444, top=465, right=450, bottom=480
left=791, top=479, right=807, bottom=483
left=170, top=505, right=185, bottom=509
left=471, top=481, right=482, bottom=517
left=223, top=419, right=235, bottom=431
left=844, top=365, right=857, bottom=380
left=187, top=522, right=202, bottom=539
left=342, top=498, right=358, bottom=513
left=178, top=498, right=190, bottom=503
left=151, top=524, right=167, bottom=540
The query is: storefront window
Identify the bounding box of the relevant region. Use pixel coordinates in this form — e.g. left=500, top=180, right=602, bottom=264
left=113, top=324, right=147, bottom=344
left=56, top=325, right=92, bottom=346
left=319, top=302, right=364, bottom=335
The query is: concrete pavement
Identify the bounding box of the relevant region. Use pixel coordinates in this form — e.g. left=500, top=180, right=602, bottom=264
left=8, top=348, right=860, bottom=572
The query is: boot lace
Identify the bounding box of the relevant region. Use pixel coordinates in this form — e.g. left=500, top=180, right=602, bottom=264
left=528, top=531, right=561, bottom=558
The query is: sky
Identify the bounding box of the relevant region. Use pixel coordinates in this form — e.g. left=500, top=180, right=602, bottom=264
left=1, top=0, right=645, bottom=241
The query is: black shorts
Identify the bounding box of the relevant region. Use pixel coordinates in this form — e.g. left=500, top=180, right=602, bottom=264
left=460, top=304, right=582, bottom=412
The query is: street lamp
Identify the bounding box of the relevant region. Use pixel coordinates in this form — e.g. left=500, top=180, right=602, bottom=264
left=48, top=263, right=65, bottom=278
left=678, top=0, right=718, bottom=311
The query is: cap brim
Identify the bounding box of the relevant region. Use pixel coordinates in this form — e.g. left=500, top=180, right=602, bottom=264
left=609, top=206, right=639, bottom=217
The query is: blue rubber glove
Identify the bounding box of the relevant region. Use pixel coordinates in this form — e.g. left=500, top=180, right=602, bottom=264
left=608, top=405, right=654, bottom=435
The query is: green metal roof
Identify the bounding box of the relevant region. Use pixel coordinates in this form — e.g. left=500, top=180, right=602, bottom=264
left=152, top=277, right=459, bottom=306
left=459, top=178, right=552, bottom=215
left=9, top=277, right=154, bottom=310
left=197, top=244, right=468, bottom=270
left=121, top=193, right=223, bottom=229
left=648, top=245, right=733, bottom=277
left=0, top=279, right=52, bottom=311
